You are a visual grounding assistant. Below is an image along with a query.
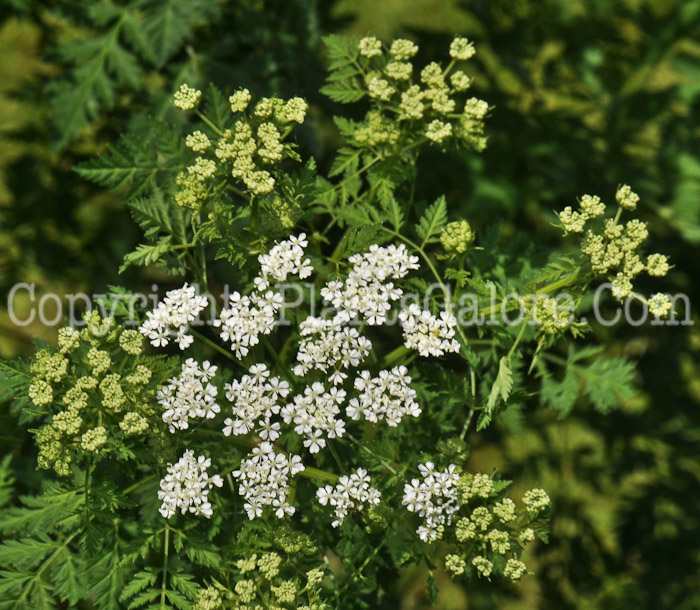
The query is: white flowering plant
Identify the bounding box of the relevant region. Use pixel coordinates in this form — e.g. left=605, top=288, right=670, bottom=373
left=0, top=35, right=674, bottom=609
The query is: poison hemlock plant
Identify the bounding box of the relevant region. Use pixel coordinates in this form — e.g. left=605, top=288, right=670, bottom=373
left=0, top=35, right=673, bottom=609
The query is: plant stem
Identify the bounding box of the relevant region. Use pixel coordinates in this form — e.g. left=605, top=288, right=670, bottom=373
left=345, top=434, right=398, bottom=476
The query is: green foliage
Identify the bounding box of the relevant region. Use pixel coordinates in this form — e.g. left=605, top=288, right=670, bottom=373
left=0, top=2, right=698, bottom=609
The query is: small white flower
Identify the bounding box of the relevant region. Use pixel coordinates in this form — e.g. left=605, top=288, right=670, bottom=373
left=316, top=468, right=381, bottom=527
left=232, top=442, right=304, bottom=520
left=157, top=359, right=220, bottom=433
left=402, top=463, right=460, bottom=542
left=158, top=450, right=223, bottom=519
left=139, top=283, right=208, bottom=350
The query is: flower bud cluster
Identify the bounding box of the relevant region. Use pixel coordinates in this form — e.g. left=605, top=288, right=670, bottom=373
left=157, top=359, right=220, bottom=433
left=317, top=468, right=381, bottom=527
left=201, top=546, right=328, bottom=610
left=440, top=472, right=548, bottom=583
left=440, top=220, right=474, bottom=255
left=559, top=186, right=672, bottom=312
left=158, top=450, right=223, bottom=518
left=29, top=313, right=169, bottom=476
left=173, top=85, right=307, bottom=203
left=352, top=36, right=489, bottom=152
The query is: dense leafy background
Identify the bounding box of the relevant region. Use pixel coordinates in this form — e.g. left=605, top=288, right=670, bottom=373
left=1, top=0, right=699, bottom=607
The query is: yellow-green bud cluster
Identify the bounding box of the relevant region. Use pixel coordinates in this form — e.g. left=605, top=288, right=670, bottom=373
left=444, top=473, right=547, bottom=584
left=346, top=36, right=489, bottom=153
left=257, top=553, right=282, bottom=580
left=504, top=558, right=528, bottom=581
left=27, top=312, right=170, bottom=476
left=192, top=586, right=223, bottom=610
left=456, top=472, right=494, bottom=503
left=445, top=554, right=466, bottom=576
left=472, top=556, right=493, bottom=578
left=119, top=329, right=143, bottom=355
left=359, top=36, right=382, bottom=58
left=523, top=488, right=550, bottom=512
left=80, top=426, right=107, bottom=452
left=120, top=412, right=149, bottom=435
left=185, top=131, right=211, bottom=152
left=450, top=37, right=476, bottom=61
left=174, top=171, right=208, bottom=210
left=173, top=84, right=201, bottom=111
left=440, top=220, right=474, bottom=255
left=560, top=187, right=670, bottom=306
left=227, top=548, right=327, bottom=610
left=493, top=498, right=516, bottom=523
left=353, top=111, right=400, bottom=147
left=58, top=327, right=80, bottom=353
left=173, top=88, right=307, bottom=204
left=100, top=374, right=126, bottom=413
left=527, top=295, right=571, bottom=336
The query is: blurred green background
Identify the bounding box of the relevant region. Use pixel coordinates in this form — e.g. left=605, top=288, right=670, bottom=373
left=1, top=0, right=699, bottom=607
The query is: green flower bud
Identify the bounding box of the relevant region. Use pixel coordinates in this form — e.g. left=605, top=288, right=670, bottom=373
left=440, top=220, right=474, bottom=254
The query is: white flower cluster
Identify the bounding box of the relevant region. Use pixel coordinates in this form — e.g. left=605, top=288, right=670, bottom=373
left=317, top=468, right=381, bottom=527
left=347, top=366, right=421, bottom=426
left=223, top=363, right=289, bottom=439
left=232, top=442, right=304, bottom=519
left=321, top=244, right=419, bottom=325
left=293, top=317, right=372, bottom=380
left=140, top=283, right=208, bottom=349
left=399, top=304, right=461, bottom=357
left=158, top=450, right=223, bottom=519
left=256, top=233, right=313, bottom=289
left=281, top=383, right=347, bottom=453
left=403, top=463, right=461, bottom=542
left=157, top=359, right=220, bottom=433
left=215, top=290, right=283, bottom=358
left=216, top=234, right=311, bottom=357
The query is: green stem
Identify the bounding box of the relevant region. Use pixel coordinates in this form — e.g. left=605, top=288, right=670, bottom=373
left=123, top=474, right=156, bottom=495
left=161, top=525, right=170, bottom=606
left=345, top=434, right=398, bottom=476
left=261, top=336, right=297, bottom=388
left=507, top=319, right=529, bottom=362
left=195, top=110, right=224, bottom=137
left=190, top=329, right=241, bottom=365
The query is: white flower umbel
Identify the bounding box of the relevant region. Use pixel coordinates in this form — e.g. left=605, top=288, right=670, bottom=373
left=293, top=315, right=372, bottom=379
left=158, top=450, right=223, bottom=519
left=215, top=290, right=283, bottom=358
left=398, top=304, right=460, bottom=357
left=321, top=244, right=419, bottom=325
left=403, top=462, right=461, bottom=542
left=281, top=383, right=347, bottom=453
left=216, top=234, right=312, bottom=357
left=317, top=468, right=381, bottom=527
left=140, top=283, right=208, bottom=349
left=223, top=363, right=289, bottom=439
left=232, top=442, right=305, bottom=519
left=157, top=359, right=220, bottom=433
left=346, top=366, right=421, bottom=426
left=255, top=233, right=313, bottom=290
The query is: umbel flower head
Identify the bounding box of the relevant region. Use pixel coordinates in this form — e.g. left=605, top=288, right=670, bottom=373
left=558, top=185, right=671, bottom=311
left=144, top=234, right=464, bottom=522
left=158, top=450, right=223, bottom=518
left=339, top=36, right=490, bottom=153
